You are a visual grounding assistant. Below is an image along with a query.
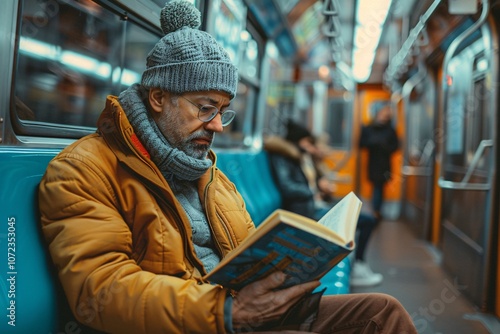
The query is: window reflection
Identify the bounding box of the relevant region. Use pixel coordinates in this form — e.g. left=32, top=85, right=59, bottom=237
left=16, top=0, right=120, bottom=127
left=15, top=0, right=158, bottom=131
left=121, top=25, right=161, bottom=93
left=239, top=30, right=259, bottom=80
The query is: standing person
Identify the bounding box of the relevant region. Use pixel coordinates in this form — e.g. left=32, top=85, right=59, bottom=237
left=359, top=103, right=399, bottom=221
left=39, top=2, right=416, bottom=333
left=265, top=120, right=383, bottom=287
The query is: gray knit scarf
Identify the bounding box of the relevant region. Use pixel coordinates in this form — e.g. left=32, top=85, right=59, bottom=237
left=118, top=84, right=212, bottom=181
left=119, top=85, right=220, bottom=272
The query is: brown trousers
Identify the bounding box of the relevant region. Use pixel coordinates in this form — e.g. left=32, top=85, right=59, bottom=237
left=250, top=293, right=417, bottom=334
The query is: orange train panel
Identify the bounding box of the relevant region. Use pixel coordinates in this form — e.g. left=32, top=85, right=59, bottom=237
left=431, top=67, right=444, bottom=247
left=323, top=150, right=357, bottom=198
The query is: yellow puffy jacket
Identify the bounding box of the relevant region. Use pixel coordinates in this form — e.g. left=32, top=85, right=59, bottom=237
left=39, top=95, right=255, bottom=333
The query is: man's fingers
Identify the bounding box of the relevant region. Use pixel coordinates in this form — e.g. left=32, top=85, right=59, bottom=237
left=257, top=271, right=287, bottom=291
left=275, top=280, right=321, bottom=304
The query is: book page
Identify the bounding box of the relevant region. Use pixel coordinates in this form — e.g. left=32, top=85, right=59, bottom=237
left=317, top=192, right=361, bottom=242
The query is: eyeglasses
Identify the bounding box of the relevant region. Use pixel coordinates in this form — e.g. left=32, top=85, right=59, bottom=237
left=180, top=96, right=236, bottom=126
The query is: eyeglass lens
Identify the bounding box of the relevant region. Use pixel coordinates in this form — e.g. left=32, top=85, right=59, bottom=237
left=181, top=96, right=235, bottom=126
left=198, top=105, right=235, bottom=126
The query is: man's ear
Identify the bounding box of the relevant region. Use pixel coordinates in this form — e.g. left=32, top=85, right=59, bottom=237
left=148, top=88, right=164, bottom=113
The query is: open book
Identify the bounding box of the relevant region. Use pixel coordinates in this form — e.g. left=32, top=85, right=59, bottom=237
left=204, top=192, right=362, bottom=290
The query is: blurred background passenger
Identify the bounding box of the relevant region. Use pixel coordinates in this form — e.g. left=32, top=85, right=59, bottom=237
left=359, top=104, right=399, bottom=221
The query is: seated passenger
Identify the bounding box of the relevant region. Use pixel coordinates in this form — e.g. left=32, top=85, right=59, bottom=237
left=265, top=120, right=383, bottom=287
left=38, top=1, right=416, bottom=332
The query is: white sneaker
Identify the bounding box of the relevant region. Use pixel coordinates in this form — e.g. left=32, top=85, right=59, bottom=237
left=351, top=261, right=383, bottom=287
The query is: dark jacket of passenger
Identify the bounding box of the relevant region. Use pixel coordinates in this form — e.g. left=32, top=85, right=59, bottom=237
left=359, top=123, right=399, bottom=186
left=264, top=136, right=316, bottom=219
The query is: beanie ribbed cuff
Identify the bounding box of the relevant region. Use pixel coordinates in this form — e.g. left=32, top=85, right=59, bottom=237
left=141, top=61, right=238, bottom=98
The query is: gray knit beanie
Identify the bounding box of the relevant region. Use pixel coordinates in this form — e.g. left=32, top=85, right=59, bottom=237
left=141, top=0, right=238, bottom=99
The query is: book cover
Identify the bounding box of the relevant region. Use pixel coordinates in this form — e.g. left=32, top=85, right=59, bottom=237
left=204, top=192, right=361, bottom=290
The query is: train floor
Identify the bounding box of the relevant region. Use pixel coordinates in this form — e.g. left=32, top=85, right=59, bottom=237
left=351, top=211, right=500, bottom=334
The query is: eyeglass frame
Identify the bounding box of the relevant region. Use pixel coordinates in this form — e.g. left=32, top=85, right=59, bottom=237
left=180, top=96, right=236, bottom=126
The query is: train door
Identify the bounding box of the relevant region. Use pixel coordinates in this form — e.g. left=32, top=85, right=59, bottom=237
left=400, top=64, right=437, bottom=240
left=438, top=17, right=498, bottom=310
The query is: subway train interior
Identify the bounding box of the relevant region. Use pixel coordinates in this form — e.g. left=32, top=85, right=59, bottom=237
left=2, top=0, right=500, bottom=333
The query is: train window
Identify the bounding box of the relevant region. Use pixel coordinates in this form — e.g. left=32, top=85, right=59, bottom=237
left=215, top=24, right=263, bottom=148
left=445, top=54, right=470, bottom=158
left=207, top=0, right=246, bottom=67
left=326, top=96, right=352, bottom=150
left=213, top=81, right=256, bottom=148
left=262, top=58, right=295, bottom=137
left=406, top=79, right=435, bottom=163
left=15, top=0, right=123, bottom=130
left=13, top=0, right=161, bottom=138
left=205, top=0, right=259, bottom=148
left=239, top=29, right=260, bottom=82
left=120, top=24, right=162, bottom=93
left=443, top=38, right=493, bottom=182
left=468, top=76, right=491, bottom=170
left=469, top=79, right=485, bottom=152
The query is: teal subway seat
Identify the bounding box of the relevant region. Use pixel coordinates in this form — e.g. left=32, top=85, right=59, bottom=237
left=0, top=149, right=63, bottom=333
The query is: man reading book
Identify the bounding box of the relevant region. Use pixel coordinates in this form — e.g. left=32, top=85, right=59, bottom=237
left=39, top=1, right=417, bottom=333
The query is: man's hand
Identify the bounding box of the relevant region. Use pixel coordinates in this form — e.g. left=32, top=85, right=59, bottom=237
left=318, top=177, right=336, bottom=195
left=231, top=271, right=321, bottom=330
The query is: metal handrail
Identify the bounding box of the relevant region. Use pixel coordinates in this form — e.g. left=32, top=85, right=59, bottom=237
left=402, top=140, right=435, bottom=176
left=419, top=139, right=435, bottom=166
left=401, top=62, right=426, bottom=98
left=438, top=139, right=493, bottom=190
left=402, top=166, right=432, bottom=176
left=390, top=86, right=403, bottom=110
left=462, top=139, right=493, bottom=183
left=385, top=0, right=442, bottom=81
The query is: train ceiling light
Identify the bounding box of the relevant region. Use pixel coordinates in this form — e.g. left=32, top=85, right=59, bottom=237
left=351, top=0, right=393, bottom=83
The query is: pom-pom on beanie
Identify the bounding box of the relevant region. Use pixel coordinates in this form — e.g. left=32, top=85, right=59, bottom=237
left=141, top=0, right=238, bottom=99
